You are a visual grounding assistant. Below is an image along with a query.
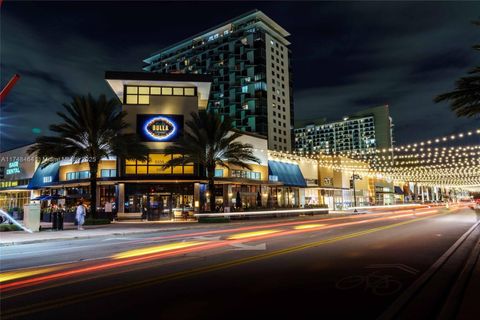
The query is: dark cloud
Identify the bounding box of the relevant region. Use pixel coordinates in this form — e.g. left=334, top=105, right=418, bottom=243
left=1, top=1, right=479, bottom=151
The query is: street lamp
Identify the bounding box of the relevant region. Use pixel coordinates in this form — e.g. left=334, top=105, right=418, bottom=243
left=351, top=172, right=362, bottom=213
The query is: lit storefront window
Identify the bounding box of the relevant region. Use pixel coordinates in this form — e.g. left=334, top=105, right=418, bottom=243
left=125, top=153, right=194, bottom=175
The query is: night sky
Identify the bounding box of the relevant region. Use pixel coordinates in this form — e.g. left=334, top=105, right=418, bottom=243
left=1, top=1, right=479, bottom=151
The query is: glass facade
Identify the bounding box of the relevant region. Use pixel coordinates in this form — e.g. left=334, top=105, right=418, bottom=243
left=125, top=154, right=194, bottom=175
left=143, top=11, right=293, bottom=151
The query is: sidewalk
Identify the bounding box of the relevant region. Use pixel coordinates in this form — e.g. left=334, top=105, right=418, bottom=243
left=0, top=221, right=207, bottom=246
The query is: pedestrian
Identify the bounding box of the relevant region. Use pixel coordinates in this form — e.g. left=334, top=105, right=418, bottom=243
left=57, top=204, right=65, bottom=230
left=76, top=201, right=86, bottom=230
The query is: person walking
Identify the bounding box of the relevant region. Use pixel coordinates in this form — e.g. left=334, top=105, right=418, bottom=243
left=76, top=201, right=86, bottom=230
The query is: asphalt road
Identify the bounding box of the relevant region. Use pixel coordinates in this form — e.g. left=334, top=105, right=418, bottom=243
left=1, top=205, right=478, bottom=320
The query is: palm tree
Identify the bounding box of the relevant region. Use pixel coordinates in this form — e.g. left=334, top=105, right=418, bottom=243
left=28, top=94, right=149, bottom=218
left=434, top=21, right=480, bottom=117
left=163, top=111, right=260, bottom=212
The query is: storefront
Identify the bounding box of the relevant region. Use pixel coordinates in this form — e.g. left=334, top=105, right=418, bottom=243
left=0, top=144, right=37, bottom=213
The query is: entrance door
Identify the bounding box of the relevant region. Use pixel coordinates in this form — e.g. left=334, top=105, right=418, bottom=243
left=147, top=193, right=172, bottom=221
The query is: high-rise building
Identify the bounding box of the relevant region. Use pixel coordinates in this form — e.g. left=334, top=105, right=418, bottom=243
left=294, top=105, right=394, bottom=154
left=143, top=10, right=293, bottom=151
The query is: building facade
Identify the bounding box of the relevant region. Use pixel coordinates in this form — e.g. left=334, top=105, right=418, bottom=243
left=294, top=105, right=394, bottom=154
left=143, top=10, right=294, bottom=152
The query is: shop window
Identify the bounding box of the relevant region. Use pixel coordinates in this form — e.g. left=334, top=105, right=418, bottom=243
left=101, top=169, right=116, bottom=177
left=183, top=166, right=194, bottom=174
left=173, top=166, right=183, bottom=174
left=149, top=154, right=171, bottom=165
left=125, top=166, right=136, bottom=174
left=137, top=166, right=148, bottom=174
left=148, top=166, right=171, bottom=174
left=125, top=159, right=136, bottom=165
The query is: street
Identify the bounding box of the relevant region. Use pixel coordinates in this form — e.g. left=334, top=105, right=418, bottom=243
left=1, top=205, right=479, bottom=319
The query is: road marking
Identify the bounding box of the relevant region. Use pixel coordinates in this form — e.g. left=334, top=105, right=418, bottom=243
left=111, top=241, right=208, bottom=260
left=1, top=210, right=449, bottom=319
left=0, top=266, right=64, bottom=283
left=366, top=264, right=419, bottom=275
left=378, top=219, right=480, bottom=320
left=230, top=243, right=267, bottom=251
left=294, top=223, right=326, bottom=230
left=227, top=229, right=281, bottom=240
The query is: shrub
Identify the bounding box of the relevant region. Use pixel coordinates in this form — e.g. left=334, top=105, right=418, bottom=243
left=84, top=218, right=111, bottom=225
left=198, top=217, right=230, bottom=223
left=0, top=224, right=21, bottom=232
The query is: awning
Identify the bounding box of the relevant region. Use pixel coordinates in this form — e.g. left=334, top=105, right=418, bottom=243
left=268, top=161, right=306, bottom=187
left=394, top=186, right=404, bottom=195
left=27, top=162, right=60, bottom=189
left=32, top=195, right=48, bottom=201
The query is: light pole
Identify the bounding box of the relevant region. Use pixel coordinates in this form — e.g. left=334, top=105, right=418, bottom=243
left=351, top=172, right=361, bottom=213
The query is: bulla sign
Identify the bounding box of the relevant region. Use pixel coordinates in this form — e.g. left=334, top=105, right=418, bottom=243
left=145, top=117, right=176, bottom=141
left=137, top=114, right=183, bottom=142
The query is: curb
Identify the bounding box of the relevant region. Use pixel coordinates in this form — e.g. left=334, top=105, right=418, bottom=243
left=0, top=226, right=204, bottom=247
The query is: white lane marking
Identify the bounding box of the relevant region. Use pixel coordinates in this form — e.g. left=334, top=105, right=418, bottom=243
left=230, top=243, right=267, bottom=251
left=366, top=264, right=419, bottom=275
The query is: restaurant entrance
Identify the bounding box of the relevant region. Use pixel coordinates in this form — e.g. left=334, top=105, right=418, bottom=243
left=147, top=193, right=172, bottom=220
left=124, top=183, right=195, bottom=221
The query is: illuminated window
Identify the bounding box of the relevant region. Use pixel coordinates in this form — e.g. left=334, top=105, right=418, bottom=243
left=138, top=95, right=150, bottom=104
left=162, top=87, right=172, bottom=95
left=125, top=159, right=136, bottom=165
left=125, top=166, right=136, bottom=174
left=149, top=154, right=171, bottom=165
left=137, top=166, right=148, bottom=174
left=126, top=86, right=138, bottom=94
left=172, top=166, right=183, bottom=174
left=138, top=87, right=149, bottom=94
left=125, top=153, right=193, bottom=175
left=150, top=87, right=161, bottom=95
left=148, top=166, right=171, bottom=174
left=126, top=95, right=138, bottom=104
left=173, top=88, right=183, bottom=96
left=184, top=88, right=195, bottom=96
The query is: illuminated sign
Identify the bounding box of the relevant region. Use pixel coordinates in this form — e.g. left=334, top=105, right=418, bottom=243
left=0, top=181, right=19, bottom=188
left=137, top=114, right=183, bottom=142
left=6, top=161, right=21, bottom=175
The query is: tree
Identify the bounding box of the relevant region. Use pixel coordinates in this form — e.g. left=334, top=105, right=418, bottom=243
left=163, top=111, right=260, bottom=212
left=434, top=21, right=480, bottom=117
left=28, top=94, right=149, bottom=218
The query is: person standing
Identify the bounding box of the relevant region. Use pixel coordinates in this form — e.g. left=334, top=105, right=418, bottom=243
left=76, top=201, right=86, bottom=230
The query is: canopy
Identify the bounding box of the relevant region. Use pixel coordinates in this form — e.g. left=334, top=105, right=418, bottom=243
left=27, top=162, right=60, bottom=189
left=394, top=186, right=404, bottom=195
left=268, top=161, right=306, bottom=187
